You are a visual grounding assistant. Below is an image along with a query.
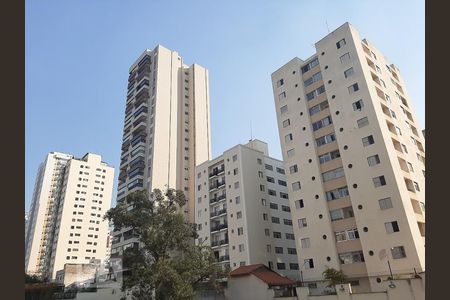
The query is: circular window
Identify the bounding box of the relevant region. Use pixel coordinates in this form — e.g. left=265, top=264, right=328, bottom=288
left=295, top=84, right=298, bottom=87
left=348, top=164, right=353, bottom=168
left=358, top=205, right=363, bottom=210
left=315, top=195, right=319, bottom=199
left=312, top=176, right=315, bottom=181
left=305, top=143, right=309, bottom=147
left=297, top=97, right=301, bottom=101
left=302, top=127, right=306, bottom=131
left=376, top=278, right=382, bottom=283
left=326, top=256, right=331, bottom=261
left=363, top=227, right=368, bottom=232
left=319, top=214, right=323, bottom=219
left=369, top=250, right=374, bottom=256
left=332, top=95, right=336, bottom=99
left=323, top=235, right=327, bottom=239
left=344, top=145, right=348, bottom=150
left=325, top=65, right=329, bottom=69
left=321, top=52, right=325, bottom=56
left=328, top=80, right=332, bottom=84
left=308, top=159, right=312, bottom=163
left=335, top=111, right=340, bottom=115
left=353, top=184, right=358, bottom=188
left=293, top=71, right=296, bottom=74
left=339, top=127, right=344, bottom=132
left=300, top=112, right=304, bottom=116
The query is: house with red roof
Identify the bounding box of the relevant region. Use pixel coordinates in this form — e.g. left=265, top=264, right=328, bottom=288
left=228, top=264, right=298, bottom=299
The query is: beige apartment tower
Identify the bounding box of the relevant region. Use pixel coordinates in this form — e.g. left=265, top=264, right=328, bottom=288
left=25, top=152, right=114, bottom=279
left=271, top=23, right=425, bottom=293
left=111, top=45, right=211, bottom=257
left=195, top=140, right=299, bottom=280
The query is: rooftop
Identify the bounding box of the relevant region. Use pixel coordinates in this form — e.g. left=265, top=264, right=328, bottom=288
left=229, top=264, right=296, bottom=287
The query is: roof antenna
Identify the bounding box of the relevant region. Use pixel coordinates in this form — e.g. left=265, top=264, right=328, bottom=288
left=250, top=120, right=253, bottom=142
left=326, top=20, right=330, bottom=33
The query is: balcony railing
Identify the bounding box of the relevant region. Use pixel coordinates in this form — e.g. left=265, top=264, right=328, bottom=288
left=211, top=238, right=229, bottom=248
left=210, top=223, right=228, bottom=232
left=218, top=255, right=230, bottom=262
left=210, top=209, right=227, bottom=218
left=209, top=194, right=226, bottom=204
left=209, top=167, right=225, bottom=178
left=209, top=181, right=226, bottom=191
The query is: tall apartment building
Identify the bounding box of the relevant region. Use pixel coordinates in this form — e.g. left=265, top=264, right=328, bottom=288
left=271, top=23, right=425, bottom=293
left=25, top=152, right=114, bottom=279
left=195, top=139, right=299, bottom=280
left=111, top=45, right=211, bottom=258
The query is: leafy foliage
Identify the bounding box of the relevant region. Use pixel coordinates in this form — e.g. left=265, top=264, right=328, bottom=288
left=322, top=266, right=347, bottom=288
left=105, top=189, right=227, bottom=300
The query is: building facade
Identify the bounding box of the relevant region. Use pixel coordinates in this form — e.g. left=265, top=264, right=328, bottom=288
left=25, top=152, right=114, bottom=279
left=195, top=140, right=299, bottom=280
left=271, top=23, right=425, bottom=292
left=111, top=45, right=211, bottom=258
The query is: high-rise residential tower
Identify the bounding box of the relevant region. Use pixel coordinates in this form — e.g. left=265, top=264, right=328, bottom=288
left=25, top=152, right=114, bottom=279
left=271, top=23, right=425, bottom=293
left=111, top=45, right=211, bottom=258
left=195, top=139, right=299, bottom=280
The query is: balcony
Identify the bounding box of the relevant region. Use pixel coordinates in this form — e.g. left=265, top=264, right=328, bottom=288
left=209, top=180, right=226, bottom=191
left=210, top=194, right=226, bottom=204
left=209, top=165, right=225, bottom=178
left=210, top=223, right=228, bottom=233
left=211, top=238, right=229, bottom=248
left=218, top=255, right=230, bottom=262
left=210, top=208, right=227, bottom=218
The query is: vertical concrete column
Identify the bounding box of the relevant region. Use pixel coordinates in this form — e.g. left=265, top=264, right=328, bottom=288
left=335, top=284, right=352, bottom=300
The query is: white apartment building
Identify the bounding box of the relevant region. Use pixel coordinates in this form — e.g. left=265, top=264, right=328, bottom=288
left=111, top=45, right=211, bottom=258
left=195, top=139, right=299, bottom=280
left=25, top=152, right=114, bottom=279
left=271, top=23, right=425, bottom=293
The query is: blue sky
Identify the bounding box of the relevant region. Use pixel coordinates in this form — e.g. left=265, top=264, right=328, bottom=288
left=25, top=0, right=424, bottom=209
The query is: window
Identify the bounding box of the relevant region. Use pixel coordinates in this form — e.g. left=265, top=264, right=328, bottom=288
left=239, top=244, right=245, bottom=252
left=268, top=189, right=276, bottom=196
left=272, top=217, right=280, bottom=224
left=379, top=197, right=393, bottom=210
left=233, top=168, right=239, bottom=175
left=237, top=227, right=244, bottom=236
left=385, top=94, right=391, bottom=103
left=284, top=219, right=293, bottom=226
left=322, top=167, right=345, bottom=182
left=312, top=116, right=333, bottom=131
left=287, top=149, right=295, bottom=157
left=348, top=83, right=359, bottom=94
left=263, top=213, right=268, bottom=221
left=336, top=38, right=346, bottom=49
left=367, top=154, right=381, bottom=166
left=261, top=199, right=267, bottom=206
left=258, top=171, right=264, bottom=178
left=289, top=164, right=298, bottom=174
left=236, top=196, right=241, bottom=204
left=352, top=99, right=364, bottom=111
left=330, top=207, right=354, bottom=221
left=285, top=133, right=293, bottom=143
left=304, top=71, right=323, bottom=87
left=278, top=91, right=287, bottom=101
left=269, top=202, right=278, bottom=209
left=277, top=263, right=286, bottom=270
left=344, top=67, right=354, bottom=78
left=362, top=135, right=375, bottom=146
left=275, top=247, right=283, bottom=254
left=326, top=186, right=349, bottom=201
left=357, top=117, right=369, bottom=128
left=336, top=228, right=359, bottom=242
left=232, top=155, right=237, bottom=162
left=295, top=199, right=304, bottom=209
left=281, top=205, right=290, bottom=212
left=276, top=78, right=284, bottom=87
left=264, top=228, right=270, bottom=236
left=390, top=109, right=397, bottom=119
left=266, top=245, right=272, bottom=253
left=257, top=158, right=262, bottom=165
left=301, top=58, right=319, bottom=73
left=304, top=258, right=314, bottom=269
left=290, top=263, right=299, bottom=270
left=373, top=176, right=387, bottom=187
left=260, top=185, right=265, bottom=192
left=292, top=181, right=301, bottom=191
left=276, top=167, right=285, bottom=174
left=309, top=100, right=329, bottom=116
left=280, top=192, right=288, bottom=199
left=319, top=150, right=341, bottom=164
left=340, top=52, right=351, bottom=64
left=301, top=238, right=310, bottom=248
left=316, top=132, right=336, bottom=146
left=268, top=261, right=273, bottom=269
left=391, top=246, right=407, bottom=259
left=265, top=164, right=274, bottom=171
left=385, top=221, right=400, bottom=233
left=234, top=182, right=239, bottom=189
left=414, top=181, right=420, bottom=191
left=266, top=176, right=275, bottom=183
left=286, top=233, right=295, bottom=240
left=278, top=180, right=287, bottom=186
left=273, top=231, right=282, bottom=238
left=339, top=251, right=365, bottom=264
left=282, top=119, right=290, bottom=128
left=298, top=218, right=307, bottom=228
left=235, top=211, right=243, bottom=219
left=407, top=162, right=414, bottom=172
left=395, top=126, right=402, bottom=135
left=280, top=105, right=288, bottom=114
left=306, top=85, right=326, bottom=101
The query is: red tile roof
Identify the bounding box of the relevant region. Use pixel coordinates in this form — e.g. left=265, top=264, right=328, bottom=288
left=229, top=264, right=296, bottom=286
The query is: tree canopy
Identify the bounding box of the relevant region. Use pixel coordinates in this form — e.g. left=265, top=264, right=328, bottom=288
left=105, top=188, right=227, bottom=300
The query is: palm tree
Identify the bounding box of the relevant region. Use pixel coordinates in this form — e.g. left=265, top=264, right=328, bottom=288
left=322, top=267, right=347, bottom=291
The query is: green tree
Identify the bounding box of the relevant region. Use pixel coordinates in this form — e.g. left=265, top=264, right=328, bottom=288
left=322, top=266, right=347, bottom=288
left=105, top=188, right=227, bottom=300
